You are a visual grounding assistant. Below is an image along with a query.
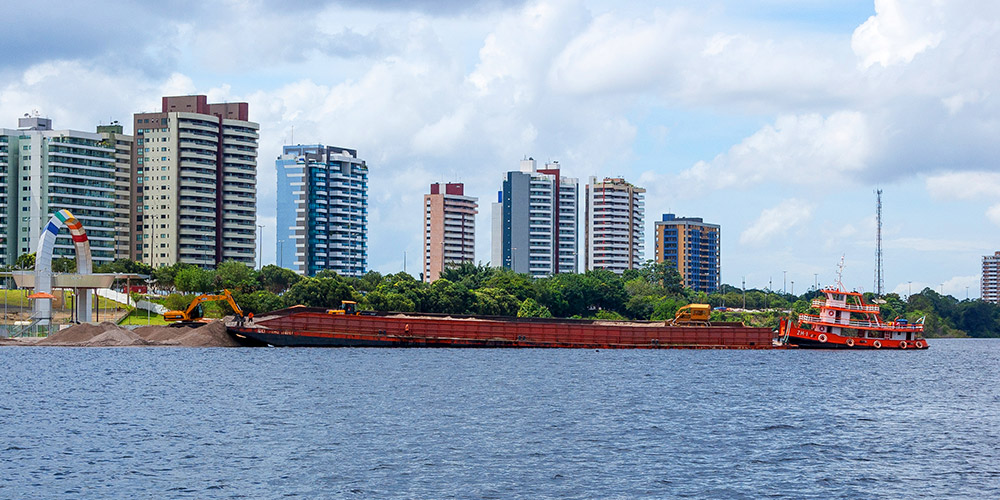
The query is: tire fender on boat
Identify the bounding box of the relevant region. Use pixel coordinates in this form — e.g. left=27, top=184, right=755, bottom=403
left=817, top=334, right=828, bottom=343
left=899, top=341, right=908, bottom=349
left=915, top=341, right=924, bottom=349
left=845, top=338, right=855, bottom=347
left=873, top=340, right=882, bottom=349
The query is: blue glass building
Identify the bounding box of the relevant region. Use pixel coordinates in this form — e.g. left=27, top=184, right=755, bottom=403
left=276, top=145, right=368, bottom=277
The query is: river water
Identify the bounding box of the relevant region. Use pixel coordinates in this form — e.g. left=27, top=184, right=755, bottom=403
left=1, top=339, right=998, bottom=499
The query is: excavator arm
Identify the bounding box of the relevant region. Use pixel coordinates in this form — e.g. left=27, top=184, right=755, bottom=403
left=164, top=289, right=244, bottom=325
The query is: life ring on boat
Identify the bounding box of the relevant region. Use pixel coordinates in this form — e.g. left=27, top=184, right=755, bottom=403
left=817, top=334, right=828, bottom=343
left=873, top=340, right=882, bottom=349
left=915, top=341, right=924, bottom=349
left=816, top=325, right=826, bottom=332
left=899, top=341, right=908, bottom=349
left=845, top=338, right=855, bottom=347
left=404, top=324, right=411, bottom=333
left=827, top=310, right=835, bottom=317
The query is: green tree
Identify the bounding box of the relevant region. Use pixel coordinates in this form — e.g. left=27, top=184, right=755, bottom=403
left=52, top=257, right=77, bottom=273
left=174, top=267, right=216, bottom=293
left=282, top=277, right=357, bottom=309
left=365, top=291, right=416, bottom=312
left=15, top=253, right=35, bottom=270
left=257, top=264, right=303, bottom=294
left=236, top=290, right=285, bottom=314
left=517, top=297, right=552, bottom=318
left=472, top=287, right=520, bottom=316
left=214, top=260, right=259, bottom=293
left=94, top=258, right=154, bottom=277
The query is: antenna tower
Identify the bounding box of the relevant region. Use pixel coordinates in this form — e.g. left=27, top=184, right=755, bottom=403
left=875, top=189, right=884, bottom=296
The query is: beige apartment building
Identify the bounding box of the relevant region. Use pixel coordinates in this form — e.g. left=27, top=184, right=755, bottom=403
left=131, top=95, right=258, bottom=268
left=984, top=251, right=1000, bottom=304
left=97, top=123, right=133, bottom=261
left=423, top=183, right=477, bottom=282
left=584, top=176, right=645, bottom=274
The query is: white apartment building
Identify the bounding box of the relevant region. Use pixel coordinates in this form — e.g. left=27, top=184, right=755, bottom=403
left=585, top=177, right=645, bottom=274
left=492, top=158, right=578, bottom=277
left=0, top=116, right=116, bottom=267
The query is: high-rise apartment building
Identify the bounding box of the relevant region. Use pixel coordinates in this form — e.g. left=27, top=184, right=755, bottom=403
left=423, top=183, right=477, bottom=282
left=0, top=116, right=116, bottom=267
left=276, top=144, right=368, bottom=277
left=653, top=213, right=720, bottom=292
left=491, top=158, right=578, bottom=277
left=984, top=251, right=1000, bottom=304
left=585, top=176, right=644, bottom=274
left=96, top=123, right=133, bottom=261
left=131, top=95, right=258, bottom=268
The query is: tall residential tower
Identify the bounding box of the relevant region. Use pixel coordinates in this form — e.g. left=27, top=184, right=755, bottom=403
left=131, top=95, right=258, bottom=268
left=0, top=116, right=116, bottom=267
left=984, top=251, right=1000, bottom=304
left=423, top=183, right=477, bottom=282
left=584, top=176, right=645, bottom=274
left=653, top=213, right=720, bottom=292
left=96, top=123, right=133, bottom=261
left=276, top=144, right=368, bottom=277
left=491, top=158, right=578, bottom=277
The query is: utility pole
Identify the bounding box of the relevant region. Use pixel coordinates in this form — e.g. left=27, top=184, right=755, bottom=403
left=742, top=276, right=746, bottom=309
left=783, top=270, right=787, bottom=294
left=875, top=189, right=884, bottom=296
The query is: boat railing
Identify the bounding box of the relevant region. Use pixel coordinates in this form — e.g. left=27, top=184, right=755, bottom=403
left=799, top=314, right=923, bottom=331
left=811, top=299, right=879, bottom=312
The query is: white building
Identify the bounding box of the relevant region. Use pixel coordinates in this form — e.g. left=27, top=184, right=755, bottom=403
left=0, top=116, right=116, bottom=267
left=585, top=177, right=645, bottom=274
left=492, top=158, right=578, bottom=277
left=132, top=95, right=258, bottom=268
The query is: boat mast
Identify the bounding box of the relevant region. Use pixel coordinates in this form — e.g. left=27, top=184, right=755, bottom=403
left=874, top=189, right=884, bottom=297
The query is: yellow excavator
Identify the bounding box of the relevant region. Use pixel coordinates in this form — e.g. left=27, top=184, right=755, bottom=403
left=670, top=304, right=711, bottom=326
left=326, top=300, right=359, bottom=315
left=164, top=289, right=245, bottom=327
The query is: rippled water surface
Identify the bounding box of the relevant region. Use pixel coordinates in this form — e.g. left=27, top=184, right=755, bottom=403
left=2, top=339, right=999, bottom=498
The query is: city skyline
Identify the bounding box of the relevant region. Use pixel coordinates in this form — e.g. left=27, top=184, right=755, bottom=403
left=3, top=1, right=998, bottom=296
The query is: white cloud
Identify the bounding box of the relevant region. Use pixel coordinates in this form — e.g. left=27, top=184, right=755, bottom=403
left=884, top=237, right=991, bottom=253
left=987, top=204, right=1000, bottom=226
left=925, top=171, right=1000, bottom=201
left=852, top=0, right=944, bottom=68
left=679, top=111, right=871, bottom=191
left=740, top=199, right=813, bottom=246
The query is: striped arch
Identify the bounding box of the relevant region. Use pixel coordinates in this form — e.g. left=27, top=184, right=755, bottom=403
left=33, top=209, right=94, bottom=325
left=36, top=209, right=93, bottom=275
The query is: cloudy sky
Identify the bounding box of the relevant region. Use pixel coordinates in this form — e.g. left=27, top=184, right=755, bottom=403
left=3, top=0, right=998, bottom=297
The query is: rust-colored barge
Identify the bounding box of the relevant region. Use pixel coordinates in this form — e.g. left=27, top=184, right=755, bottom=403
left=228, top=307, right=777, bottom=349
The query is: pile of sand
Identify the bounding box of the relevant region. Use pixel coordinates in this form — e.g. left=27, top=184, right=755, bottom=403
left=29, top=319, right=239, bottom=347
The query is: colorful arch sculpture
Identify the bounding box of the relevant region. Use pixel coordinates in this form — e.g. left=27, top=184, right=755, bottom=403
left=33, top=209, right=94, bottom=325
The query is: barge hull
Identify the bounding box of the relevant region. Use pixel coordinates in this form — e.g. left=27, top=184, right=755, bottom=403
left=229, top=308, right=778, bottom=349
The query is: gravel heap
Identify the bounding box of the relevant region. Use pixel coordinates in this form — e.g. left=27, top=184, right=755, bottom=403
left=30, top=319, right=239, bottom=347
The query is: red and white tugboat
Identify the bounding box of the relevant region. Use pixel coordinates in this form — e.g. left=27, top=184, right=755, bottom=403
left=779, top=275, right=928, bottom=350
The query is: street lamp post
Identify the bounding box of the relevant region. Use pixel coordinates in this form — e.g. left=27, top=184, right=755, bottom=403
left=783, top=270, right=787, bottom=294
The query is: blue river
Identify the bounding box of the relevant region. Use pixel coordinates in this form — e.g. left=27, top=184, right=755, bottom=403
left=1, top=339, right=998, bottom=499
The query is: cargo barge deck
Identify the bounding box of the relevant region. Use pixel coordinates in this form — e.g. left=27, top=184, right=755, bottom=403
left=228, top=307, right=779, bottom=349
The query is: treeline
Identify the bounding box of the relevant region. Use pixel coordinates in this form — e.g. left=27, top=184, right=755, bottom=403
left=11, top=255, right=1000, bottom=337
